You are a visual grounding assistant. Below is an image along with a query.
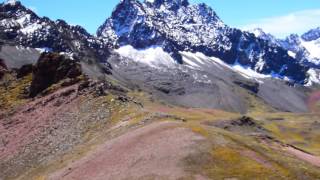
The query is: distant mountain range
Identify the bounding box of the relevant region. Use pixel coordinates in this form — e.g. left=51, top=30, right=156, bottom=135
left=250, top=28, right=320, bottom=67
left=98, top=0, right=312, bottom=84
left=0, top=0, right=319, bottom=113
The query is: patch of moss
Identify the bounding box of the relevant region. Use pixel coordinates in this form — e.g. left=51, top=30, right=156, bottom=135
left=243, top=90, right=276, bottom=114
left=191, top=125, right=209, bottom=137
left=147, top=104, right=239, bottom=124
left=256, top=113, right=320, bottom=156
left=207, top=146, right=279, bottom=179
left=182, top=118, right=320, bottom=179
left=0, top=74, right=32, bottom=109
left=34, top=176, right=46, bottom=180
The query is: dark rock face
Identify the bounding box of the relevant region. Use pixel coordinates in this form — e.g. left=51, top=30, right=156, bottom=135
left=0, top=58, right=7, bottom=79
left=16, top=64, right=32, bottom=78
left=29, top=53, right=82, bottom=97
left=209, top=116, right=269, bottom=136
left=231, top=116, right=257, bottom=127
left=233, top=80, right=259, bottom=94
left=97, top=0, right=309, bottom=84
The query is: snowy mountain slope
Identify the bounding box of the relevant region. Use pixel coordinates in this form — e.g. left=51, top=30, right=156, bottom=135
left=250, top=28, right=320, bottom=66
left=250, top=27, right=320, bottom=86
left=301, top=28, right=320, bottom=62
left=98, top=0, right=309, bottom=84
left=0, top=0, right=316, bottom=86
left=256, top=29, right=320, bottom=68
left=0, top=1, right=111, bottom=64
left=110, top=45, right=308, bottom=112
left=0, top=0, right=316, bottom=113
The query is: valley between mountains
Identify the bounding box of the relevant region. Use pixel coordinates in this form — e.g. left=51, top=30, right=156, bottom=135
left=1, top=0, right=320, bottom=179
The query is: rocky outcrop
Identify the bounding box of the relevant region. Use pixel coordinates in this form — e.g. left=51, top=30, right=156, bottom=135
left=29, top=53, right=82, bottom=97
left=0, top=58, right=7, bottom=79
left=16, top=64, right=32, bottom=78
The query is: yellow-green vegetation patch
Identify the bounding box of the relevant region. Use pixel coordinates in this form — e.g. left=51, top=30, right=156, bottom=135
left=202, top=136, right=320, bottom=179
left=0, top=73, right=32, bottom=109
left=255, top=113, right=320, bottom=156
left=207, top=146, right=280, bottom=179
left=191, top=125, right=209, bottom=137
left=241, top=88, right=276, bottom=114
left=182, top=132, right=292, bottom=179
left=306, top=134, right=320, bottom=156
left=103, top=94, right=148, bottom=125
left=33, top=176, right=46, bottom=180
left=182, top=116, right=320, bottom=179
left=147, top=104, right=239, bottom=124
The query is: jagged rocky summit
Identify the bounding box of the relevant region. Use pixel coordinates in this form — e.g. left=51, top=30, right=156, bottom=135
left=97, top=0, right=310, bottom=84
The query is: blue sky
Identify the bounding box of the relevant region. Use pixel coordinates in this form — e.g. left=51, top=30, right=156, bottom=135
left=2, top=0, right=320, bottom=38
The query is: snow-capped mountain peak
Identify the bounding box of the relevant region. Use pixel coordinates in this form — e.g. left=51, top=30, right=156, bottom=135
left=253, top=28, right=320, bottom=68
left=249, top=28, right=266, bottom=37
left=0, top=0, right=318, bottom=86
left=4, top=0, right=19, bottom=6
left=97, top=0, right=310, bottom=84
left=248, top=28, right=279, bottom=45
left=0, top=1, right=111, bottom=63
left=146, top=0, right=189, bottom=10
left=302, top=27, right=320, bottom=41
left=286, top=34, right=301, bottom=45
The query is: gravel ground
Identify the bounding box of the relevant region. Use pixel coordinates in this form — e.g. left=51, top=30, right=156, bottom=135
left=48, top=121, right=205, bottom=180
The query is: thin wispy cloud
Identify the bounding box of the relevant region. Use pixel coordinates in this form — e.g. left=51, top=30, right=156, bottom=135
left=241, top=9, right=320, bottom=38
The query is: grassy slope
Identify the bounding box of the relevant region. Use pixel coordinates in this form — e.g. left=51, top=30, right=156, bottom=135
left=0, top=73, right=32, bottom=110
left=1, top=74, right=320, bottom=179
left=26, top=91, right=320, bottom=179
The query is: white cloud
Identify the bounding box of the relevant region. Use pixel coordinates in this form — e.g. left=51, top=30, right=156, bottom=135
left=241, top=9, right=320, bottom=38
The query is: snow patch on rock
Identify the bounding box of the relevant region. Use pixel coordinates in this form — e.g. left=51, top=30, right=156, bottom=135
left=115, top=46, right=299, bottom=85
left=181, top=51, right=270, bottom=82
left=115, top=45, right=176, bottom=68
left=4, top=0, right=18, bottom=5
left=287, top=51, right=296, bottom=58
left=306, top=69, right=320, bottom=86
left=301, top=40, right=320, bottom=60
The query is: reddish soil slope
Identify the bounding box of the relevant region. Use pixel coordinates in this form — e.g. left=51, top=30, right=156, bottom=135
left=49, top=122, right=205, bottom=180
